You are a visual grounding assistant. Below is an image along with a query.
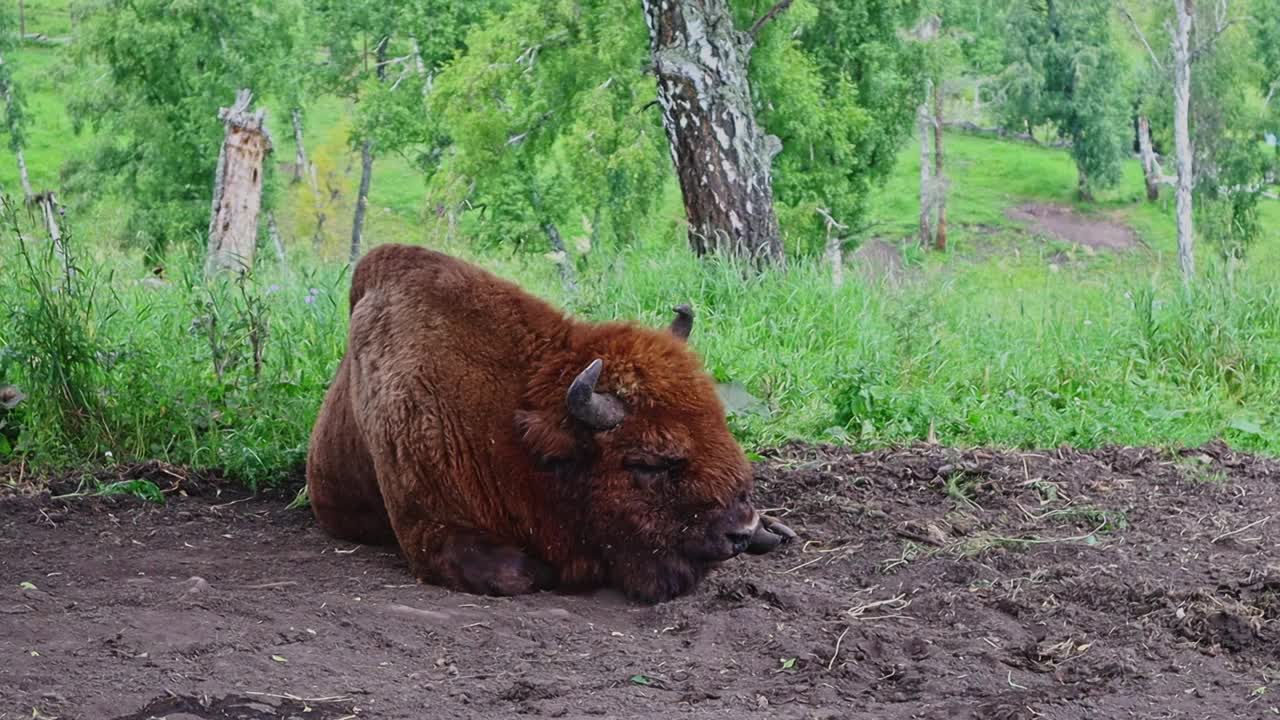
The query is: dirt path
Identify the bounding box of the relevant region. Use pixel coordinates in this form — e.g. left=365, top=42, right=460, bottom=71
left=2, top=443, right=1277, bottom=719
left=1005, top=202, right=1142, bottom=253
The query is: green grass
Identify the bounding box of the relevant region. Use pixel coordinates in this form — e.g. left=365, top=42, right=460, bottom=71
left=14, top=0, right=75, bottom=38
left=4, top=197, right=1280, bottom=487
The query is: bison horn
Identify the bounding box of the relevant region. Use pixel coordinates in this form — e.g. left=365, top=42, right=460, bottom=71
left=670, top=304, right=693, bottom=341
left=567, top=359, right=626, bottom=430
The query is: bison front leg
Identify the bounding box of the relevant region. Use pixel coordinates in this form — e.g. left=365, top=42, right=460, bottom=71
left=401, top=524, right=558, bottom=597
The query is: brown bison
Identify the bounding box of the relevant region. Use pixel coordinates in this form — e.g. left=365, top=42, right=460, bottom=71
left=306, top=244, right=793, bottom=602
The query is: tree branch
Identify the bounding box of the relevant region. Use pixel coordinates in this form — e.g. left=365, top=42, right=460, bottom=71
left=749, top=0, right=794, bottom=38
left=1190, top=17, right=1251, bottom=63
left=1119, top=5, right=1165, bottom=72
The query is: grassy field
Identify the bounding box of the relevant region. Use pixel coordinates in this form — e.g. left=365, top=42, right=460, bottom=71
left=2, top=7, right=1280, bottom=489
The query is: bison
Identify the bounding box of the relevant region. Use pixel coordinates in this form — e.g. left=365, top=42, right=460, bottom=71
left=306, top=244, right=793, bottom=603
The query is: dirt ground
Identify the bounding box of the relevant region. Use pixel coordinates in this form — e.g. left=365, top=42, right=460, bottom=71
left=2, top=441, right=1277, bottom=720
left=1005, top=203, right=1142, bottom=253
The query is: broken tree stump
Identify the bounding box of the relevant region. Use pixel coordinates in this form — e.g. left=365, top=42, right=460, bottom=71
left=206, top=89, right=273, bottom=277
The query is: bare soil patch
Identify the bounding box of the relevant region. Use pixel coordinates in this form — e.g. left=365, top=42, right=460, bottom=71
left=851, top=239, right=907, bottom=284
left=3, top=442, right=1278, bottom=719
left=1005, top=202, right=1142, bottom=253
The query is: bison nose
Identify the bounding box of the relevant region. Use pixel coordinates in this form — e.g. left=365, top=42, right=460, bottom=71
left=725, top=528, right=753, bottom=555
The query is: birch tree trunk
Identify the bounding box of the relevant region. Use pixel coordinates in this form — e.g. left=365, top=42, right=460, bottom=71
left=349, top=36, right=388, bottom=265
left=917, top=82, right=934, bottom=249
left=290, top=109, right=308, bottom=185
left=349, top=138, right=373, bottom=264
left=1138, top=116, right=1161, bottom=202
left=932, top=80, right=947, bottom=251
left=15, top=147, right=32, bottom=202
left=1, top=63, right=32, bottom=202
left=292, top=108, right=328, bottom=251
left=643, top=0, right=785, bottom=267
left=1173, top=0, right=1195, bottom=281
left=205, top=89, right=273, bottom=277
left=267, top=210, right=288, bottom=277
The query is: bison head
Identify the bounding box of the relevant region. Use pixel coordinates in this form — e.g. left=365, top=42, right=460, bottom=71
left=519, top=306, right=794, bottom=603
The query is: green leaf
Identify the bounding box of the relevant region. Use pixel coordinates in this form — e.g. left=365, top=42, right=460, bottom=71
left=1228, top=417, right=1265, bottom=437
left=271, top=655, right=288, bottom=663
left=628, top=674, right=655, bottom=686
left=780, top=657, right=796, bottom=671
left=18, top=581, right=37, bottom=591
left=717, top=382, right=769, bottom=418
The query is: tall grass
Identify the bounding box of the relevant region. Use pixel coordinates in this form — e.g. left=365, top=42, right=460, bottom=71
left=4, top=197, right=1278, bottom=489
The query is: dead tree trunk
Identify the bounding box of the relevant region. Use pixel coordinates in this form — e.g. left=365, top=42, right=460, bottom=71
left=205, top=89, right=273, bottom=277
left=18, top=0, right=25, bottom=38
left=932, top=81, right=947, bottom=251
left=1173, top=0, right=1195, bottom=281
left=1138, top=116, right=1161, bottom=202
left=917, top=81, right=934, bottom=249
left=34, top=191, right=71, bottom=280
left=290, top=109, right=309, bottom=185
left=817, top=207, right=847, bottom=288
left=643, top=0, right=786, bottom=267
left=350, top=138, right=373, bottom=264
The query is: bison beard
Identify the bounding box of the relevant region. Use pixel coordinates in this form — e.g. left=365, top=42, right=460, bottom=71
left=306, top=245, right=792, bottom=603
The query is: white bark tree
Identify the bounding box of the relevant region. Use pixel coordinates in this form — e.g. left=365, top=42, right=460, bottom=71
left=909, top=15, right=946, bottom=251
left=289, top=109, right=308, bottom=184
left=1172, top=0, right=1195, bottom=281
left=1137, top=115, right=1163, bottom=201
left=205, top=90, right=273, bottom=277
left=1122, top=0, right=1239, bottom=282
left=918, top=77, right=934, bottom=249
left=643, top=0, right=790, bottom=267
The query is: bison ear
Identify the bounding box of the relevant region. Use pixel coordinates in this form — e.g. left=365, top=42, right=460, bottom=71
left=669, top=304, right=693, bottom=342
left=514, top=409, right=578, bottom=463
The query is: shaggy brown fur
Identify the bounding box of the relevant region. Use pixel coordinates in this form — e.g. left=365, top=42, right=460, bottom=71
left=306, top=244, right=790, bottom=602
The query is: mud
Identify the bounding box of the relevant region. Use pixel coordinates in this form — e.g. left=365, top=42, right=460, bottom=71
left=2, top=443, right=1278, bottom=719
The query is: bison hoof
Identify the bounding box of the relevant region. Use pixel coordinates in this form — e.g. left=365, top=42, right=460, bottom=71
left=744, top=514, right=797, bottom=555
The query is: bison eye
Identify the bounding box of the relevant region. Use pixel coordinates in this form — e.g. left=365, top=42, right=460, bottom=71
left=624, top=458, right=681, bottom=488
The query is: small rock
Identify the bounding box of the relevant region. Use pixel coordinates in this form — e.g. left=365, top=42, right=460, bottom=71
left=180, top=576, right=209, bottom=594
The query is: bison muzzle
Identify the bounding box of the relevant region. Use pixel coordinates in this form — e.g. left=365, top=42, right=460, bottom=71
left=306, top=245, right=793, bottom=603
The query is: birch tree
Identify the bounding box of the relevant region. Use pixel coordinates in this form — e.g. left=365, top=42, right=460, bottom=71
left=1122, top=1, right=1258, bottom=281
left=642, top=0, right=789, bottom=266
left=0, top=6, right=32, bottom=202
left=1172, top=0, right=1194, bottom=279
